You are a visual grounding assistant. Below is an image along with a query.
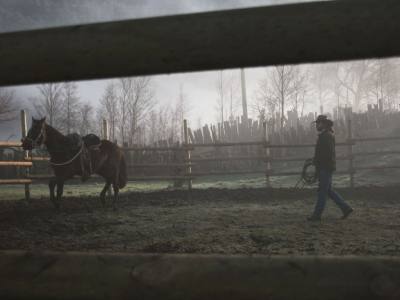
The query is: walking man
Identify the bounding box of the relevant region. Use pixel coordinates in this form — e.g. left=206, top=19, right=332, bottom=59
left=308, top=115, right=353, bottom=221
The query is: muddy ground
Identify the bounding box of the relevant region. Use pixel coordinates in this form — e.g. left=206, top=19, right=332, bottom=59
left=1, top=187, right=400, bottom=256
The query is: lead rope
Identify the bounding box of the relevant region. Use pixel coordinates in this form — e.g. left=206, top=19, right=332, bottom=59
left=50, top=145, right=83, bottom=166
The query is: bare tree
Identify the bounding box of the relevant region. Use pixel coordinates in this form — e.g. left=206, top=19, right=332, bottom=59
left=174, top=85, right=191, bottom=142
left=366, top=59, right=400, bottom=111
left=291, top=67, right=308, bottom=128
left=158, top=106, right=171, bottom=143
left=266, top=66, right=297, bottom=132
left=147, top=110, right=159, bottom=145
left=79, top=102, right=94, bottom=136
left=146, top=105, right=172, bottom=145
left=34, top=83, right=63, bottom=127
left=311, top=64, right=333, bottom=114
left=0, top=88, right=17, bottom=123
left=336, top=60, right=374, bottom=111
left=117, top=78, right=131, bottom=145
left=127, top=77, right=154, bottom=146
left=116, top=77, right=154, bottom=146
left=99, top=82, right=118, bottom=142
left=253, top=71, right=277, bottom=123
left=61, top=82, right=80, bottom=134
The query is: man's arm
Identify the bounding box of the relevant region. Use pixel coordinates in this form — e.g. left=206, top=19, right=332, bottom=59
left=314, top=133, right=334, bottom=169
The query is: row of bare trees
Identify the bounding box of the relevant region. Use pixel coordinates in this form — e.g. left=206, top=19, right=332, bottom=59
left=22, top=76, right=189, bottom=146
left=98, top=77, right=190, bottom=146
left=146, top=85, right=190, bottom=146
left=31, top=82, right=95, bottom=136
left=0, top=88, right=16, bottom=124
left=98, top=77, right=154, bottom=145
left=213, top=58, right=400, bottom=135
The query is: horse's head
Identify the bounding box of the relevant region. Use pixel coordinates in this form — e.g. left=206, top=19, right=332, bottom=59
left=22, top=117, right=47, bottom=150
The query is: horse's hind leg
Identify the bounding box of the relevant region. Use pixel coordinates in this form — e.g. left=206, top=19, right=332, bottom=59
left=111, top=160, right=120, bottom=211
left=56, top=180, right=65, bottom=210
left=100, top=180, right=111, bottom=207
left=112, top=183, right=119, bottom=211
left=49, top=178, right=57, bottom=209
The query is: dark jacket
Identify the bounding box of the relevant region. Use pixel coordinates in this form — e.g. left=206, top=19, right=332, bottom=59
left=313, top=129, right=336, bottom=172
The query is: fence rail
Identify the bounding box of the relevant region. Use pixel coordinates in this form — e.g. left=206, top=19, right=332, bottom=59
left=24, top=157, right=49, bottom=161
left=0, top=161, right=32, bottom=167
left=0, top=179, right=32, bottom=185
left=0, top=141, right=21, bottom=148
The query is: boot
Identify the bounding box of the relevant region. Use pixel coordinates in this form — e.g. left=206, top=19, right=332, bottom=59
left=341, top=207, right=354, bottom=220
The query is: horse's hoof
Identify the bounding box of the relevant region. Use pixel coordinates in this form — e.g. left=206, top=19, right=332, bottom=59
left=51, top=200, right=59, bottom=211
left=100, top=196, right=106, bottom=207
left=84, top=202, right=92, bottom=213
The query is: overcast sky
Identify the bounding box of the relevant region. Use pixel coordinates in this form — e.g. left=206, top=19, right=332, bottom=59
left=1, top=0, right=330, bottom=139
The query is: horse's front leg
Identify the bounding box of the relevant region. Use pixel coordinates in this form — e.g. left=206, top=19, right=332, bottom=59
left=49, top=178, right=57, bottom=209
left=112, top=184, right=119, bottom=211
left=100, top=180, right=111, bottom=208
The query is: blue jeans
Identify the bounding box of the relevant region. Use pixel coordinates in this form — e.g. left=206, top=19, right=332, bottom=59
left=312, top=169, right=351, bottom=218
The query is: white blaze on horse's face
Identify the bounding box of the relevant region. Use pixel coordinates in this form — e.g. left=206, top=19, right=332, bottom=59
left=22, top=117, right=46, bottom=150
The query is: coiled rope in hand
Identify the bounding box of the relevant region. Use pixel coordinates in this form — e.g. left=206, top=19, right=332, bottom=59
left=295, top=158, right=317, bottom=188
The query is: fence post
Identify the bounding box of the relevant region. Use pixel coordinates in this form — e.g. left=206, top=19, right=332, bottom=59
left=20, top=110, right=30, bottom=202
left=347, top=119, right=354, bottom=188
left=102, top=119, right=112, bottom=196
left=263, top=121, right=271, bottom=188
left=183, top=119, right=192, bottom=191
left=102, top=119, right=109, bottom=140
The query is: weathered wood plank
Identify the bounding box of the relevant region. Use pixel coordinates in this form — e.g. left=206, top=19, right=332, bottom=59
left=0, top=251, right=399, bottom=300
left=1, top=0, right=400, bottom=86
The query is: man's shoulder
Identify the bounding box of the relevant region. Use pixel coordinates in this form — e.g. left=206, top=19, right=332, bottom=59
left=319, top=130, right=335, bottom=141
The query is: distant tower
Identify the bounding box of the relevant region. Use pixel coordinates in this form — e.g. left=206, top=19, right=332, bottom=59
left=240, top=69, right=248, bottom=124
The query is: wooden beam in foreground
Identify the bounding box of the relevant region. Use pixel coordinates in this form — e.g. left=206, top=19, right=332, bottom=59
left=0, top=251, right=399, bottom=300
left=1, top=0, right=400, bottom=86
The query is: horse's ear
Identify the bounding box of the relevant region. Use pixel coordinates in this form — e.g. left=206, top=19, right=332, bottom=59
left=40, top=117, right=46, bottom=123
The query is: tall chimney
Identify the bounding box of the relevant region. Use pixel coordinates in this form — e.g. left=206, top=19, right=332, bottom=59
left=240, top=69, right=248, bottom=124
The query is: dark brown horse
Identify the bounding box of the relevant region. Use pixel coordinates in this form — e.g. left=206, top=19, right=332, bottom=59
left=22, top=117, right=127, bottom=210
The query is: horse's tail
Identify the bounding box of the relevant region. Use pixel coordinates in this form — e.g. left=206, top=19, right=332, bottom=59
left=118, top=153, right=127, bottom=189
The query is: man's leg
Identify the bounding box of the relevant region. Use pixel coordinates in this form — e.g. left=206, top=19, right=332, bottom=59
left=309, top=170, right=330, bottom=220
left=327, top=186, right=353, bottom=218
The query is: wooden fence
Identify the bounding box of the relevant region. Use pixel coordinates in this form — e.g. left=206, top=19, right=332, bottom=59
left=2, top=111, right=400, bottom=201
left=2, top=1, right=400, bottom=298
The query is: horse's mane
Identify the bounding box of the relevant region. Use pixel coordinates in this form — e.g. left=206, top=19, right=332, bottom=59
left=44, top=123, right=65, bottom=137
left=43, top=123, right=71, bottom=158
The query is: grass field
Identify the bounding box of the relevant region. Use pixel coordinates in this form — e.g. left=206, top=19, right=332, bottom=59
left=0, top=173, right=356, bottom=201
left=1, top=168, right=399, bottom=202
